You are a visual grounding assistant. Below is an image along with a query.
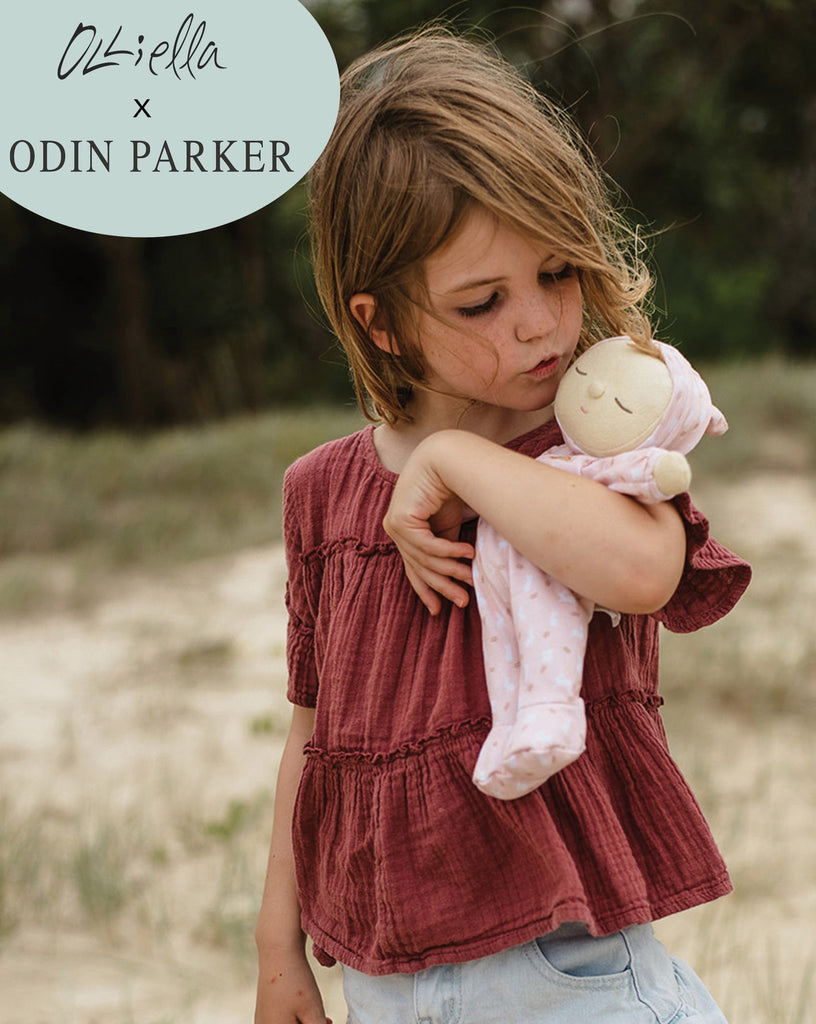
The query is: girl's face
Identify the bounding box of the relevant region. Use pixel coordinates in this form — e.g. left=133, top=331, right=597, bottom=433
left=417, top=206, right=583, bottom=414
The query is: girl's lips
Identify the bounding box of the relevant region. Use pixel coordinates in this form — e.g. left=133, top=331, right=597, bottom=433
left=526, top=356, right=560, bottom=379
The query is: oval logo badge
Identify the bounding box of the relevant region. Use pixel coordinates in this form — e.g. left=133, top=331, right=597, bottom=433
left=0, top=1, right=340, bottom=236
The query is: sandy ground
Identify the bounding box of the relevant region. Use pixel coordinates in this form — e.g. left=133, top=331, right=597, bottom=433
left=0, top=546, right=303, bottom=1024
left=1, top=472, right=814, bottom=1024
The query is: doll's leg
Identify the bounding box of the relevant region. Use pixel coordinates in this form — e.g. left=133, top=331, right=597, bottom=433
left=476, top=557, right=590, bottom=799
left=500, top=567, right=589, bottom=786
left=471, top=529, right=523, bottom=793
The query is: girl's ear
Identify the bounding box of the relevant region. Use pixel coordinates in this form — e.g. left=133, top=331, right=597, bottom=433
left=349, top=293, right=400, bottom=355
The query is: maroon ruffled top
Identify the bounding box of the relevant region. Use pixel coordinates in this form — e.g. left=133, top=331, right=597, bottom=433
left=283, top=422, right=751, bottom=976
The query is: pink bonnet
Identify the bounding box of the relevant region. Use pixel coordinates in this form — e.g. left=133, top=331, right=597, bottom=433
left=645, top=341, right=728, bottom=453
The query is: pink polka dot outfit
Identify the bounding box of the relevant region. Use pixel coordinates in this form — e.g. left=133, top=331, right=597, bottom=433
left=472, top=341, right=727, bottom=800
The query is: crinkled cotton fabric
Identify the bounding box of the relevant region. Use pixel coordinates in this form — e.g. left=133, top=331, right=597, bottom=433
left=283, top=421, right=751, bottom=976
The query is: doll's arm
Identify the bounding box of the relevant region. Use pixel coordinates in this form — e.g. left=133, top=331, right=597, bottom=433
left=544, top=448, right=691, bottom=504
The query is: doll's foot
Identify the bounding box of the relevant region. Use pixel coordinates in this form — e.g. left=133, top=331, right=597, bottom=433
left=502, top=703, right=585, bottom=781
left=472, top=725, right=514, bottom=791
left=473, top=704, right=585, bottom=799
left=473, top=765, right=544, bottom=800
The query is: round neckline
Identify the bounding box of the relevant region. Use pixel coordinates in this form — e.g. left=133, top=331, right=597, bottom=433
left=360, top=419, right=562, bottom=483
left=360, top=424, right=400, bottom=484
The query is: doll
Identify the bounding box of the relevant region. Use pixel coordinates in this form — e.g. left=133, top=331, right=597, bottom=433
left=472, top=336, right=727, bottom=800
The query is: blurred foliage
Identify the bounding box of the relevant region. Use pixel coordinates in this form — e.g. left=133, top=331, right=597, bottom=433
left=0, top=0, right=814, bottom=428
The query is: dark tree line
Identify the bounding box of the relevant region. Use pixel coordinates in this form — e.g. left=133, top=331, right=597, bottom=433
left=1, top=0, right=814, bottom=429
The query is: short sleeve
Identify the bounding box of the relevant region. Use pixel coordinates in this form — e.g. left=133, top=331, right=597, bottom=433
left=282, top=462, right=320, bottom=708
left=652, top=492, right=751, bottom=634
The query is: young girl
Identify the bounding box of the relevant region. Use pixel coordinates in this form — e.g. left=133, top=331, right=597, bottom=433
left=254, top=29, right=751, bottom=1024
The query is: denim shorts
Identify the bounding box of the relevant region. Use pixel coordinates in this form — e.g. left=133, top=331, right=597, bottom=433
left=342, top=922, right=728, bottom=1024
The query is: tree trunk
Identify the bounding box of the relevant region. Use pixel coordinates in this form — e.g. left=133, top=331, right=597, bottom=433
left=98, top=235, right=152, bottom=428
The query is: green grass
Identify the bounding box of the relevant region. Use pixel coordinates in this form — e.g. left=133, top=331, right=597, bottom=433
left=0, top=802, right=135, bottom=935
left=72, top=822, right=134, bottom=925
left=0, top=404, right=365, bottom=613
left=0, top=405, right=366, bottom=561
left=0, top=788, right=274, bottom=953
left=0, top=803, right=52, bottom=937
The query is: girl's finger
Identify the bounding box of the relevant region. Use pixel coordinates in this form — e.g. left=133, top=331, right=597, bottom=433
left=404, top=535, right=475, bottom=564
left=408, top=563, right=471, bottom=610
left=414, top=554, right=473, bottom=586
left=406, top=568, right=442, bottom=616
left=385, top=522, right=474, bottom=563
left=435, top=539, right=475, bottom=561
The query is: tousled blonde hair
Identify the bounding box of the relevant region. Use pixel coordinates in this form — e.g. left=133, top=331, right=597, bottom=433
left=309, top=28, right=654, bottom=424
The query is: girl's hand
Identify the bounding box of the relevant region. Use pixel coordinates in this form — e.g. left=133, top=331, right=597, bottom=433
left=254, top=945, right=331, bottom=1024
left=383, top=443, right=475, bottom=615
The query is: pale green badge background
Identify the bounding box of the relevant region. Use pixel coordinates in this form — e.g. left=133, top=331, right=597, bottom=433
left=0, top=0, right=339, bottom=236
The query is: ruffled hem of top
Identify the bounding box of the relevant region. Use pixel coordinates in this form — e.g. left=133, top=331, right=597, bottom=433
left=292, top=698, right=731, bottom=976
left=654, top=492, right=751, bottom=633
left=307, top=872, right=733, bottom=974
left=298, top=535, right=396, bottom=566
left=286, top=622, right=318, bottom=707
left=303, top=716, right=492, bottom=766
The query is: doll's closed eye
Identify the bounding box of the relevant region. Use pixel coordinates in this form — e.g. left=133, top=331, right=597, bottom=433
left=574, top=367, right=587, bottom=376
left=614, top=398, right=633, bottom=414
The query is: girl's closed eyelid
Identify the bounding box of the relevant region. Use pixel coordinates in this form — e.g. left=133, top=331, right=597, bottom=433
left=458, top=292, right=499, bottom=318
left=457, top=266, right=575, bottom=318
left=541, top=263, right=575, bottom=283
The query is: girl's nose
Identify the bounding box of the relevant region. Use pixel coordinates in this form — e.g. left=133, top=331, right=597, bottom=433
left=588, top=379, right=606, bottom=399
left=514, top=292, right=558, bottom=342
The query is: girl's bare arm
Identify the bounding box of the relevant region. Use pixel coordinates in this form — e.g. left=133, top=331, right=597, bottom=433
left=254, top=705, right=331, bottom=1024
left=383, top=429, right=686, bottom=616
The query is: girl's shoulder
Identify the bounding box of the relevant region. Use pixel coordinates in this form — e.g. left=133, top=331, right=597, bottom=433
left=286, top=425, right=364, bottom=476
left=283, top=425, right=394, bottom=545
left=285, top=425, right=382, bottom=494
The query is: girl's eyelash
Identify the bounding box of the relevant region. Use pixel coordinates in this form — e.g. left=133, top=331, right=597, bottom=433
left=459, top=293, right=499, bottom=318
left=457, top=266, right=574, bottom=318
left=542, top=264, right=576, bottom=283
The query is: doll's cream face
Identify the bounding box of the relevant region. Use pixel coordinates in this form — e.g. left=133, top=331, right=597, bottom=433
left=554, top=338, right=673, bottom=457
